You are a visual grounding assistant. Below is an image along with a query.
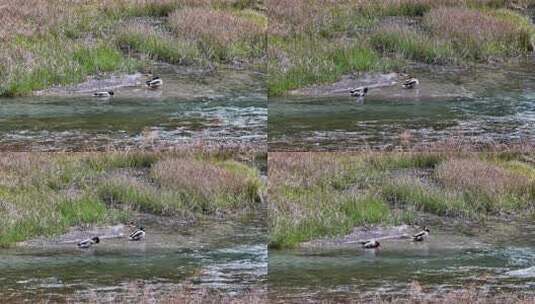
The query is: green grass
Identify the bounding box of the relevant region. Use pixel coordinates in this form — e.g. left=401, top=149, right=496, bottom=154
left=73, top=44, right=130, bottom=73
left=58, top=196, right=108, bottom=226
left=0, top=151, right=263, bottom=247
left=116, top=25, right=201, bottom=65
left=369, top=27, right=456, bottom=64
left=269, top=152, right=535, bottom=248
left=381, top=178, right=471, bottom=217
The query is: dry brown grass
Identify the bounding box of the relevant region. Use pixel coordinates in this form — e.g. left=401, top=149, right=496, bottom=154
left=424, top=7, right=533, bottom=56
left=0, top=0, right=66, bottom=40
left=435, top=158, right=533, bottom=198
left=266, top=0, right=330, bottom=36
left=151, top=158, right=258, bottom=199
left=169, top=8, right=263, bottom=47
left=268, top=152, right=358, bottom=189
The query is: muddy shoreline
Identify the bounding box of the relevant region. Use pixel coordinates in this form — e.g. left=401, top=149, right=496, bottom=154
left=284, top=60, right=535, bottom=100
left=32, top=63, right=265, bottom=99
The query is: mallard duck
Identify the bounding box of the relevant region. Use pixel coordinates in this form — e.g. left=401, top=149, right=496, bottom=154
left=129, top=226, right=145, bottom=241
left=77, top=236, right=100, bottom=249
left=146, top=76, right=163, bottom=89
left=93, top=91, right=114, bottom=98
left=360, top=239, right=381, bottom=249
left=412, top=227, right=430, bottom=242
left=402, top=78, right=419, bottom=89
left=350, top=86, right=368, bottom=97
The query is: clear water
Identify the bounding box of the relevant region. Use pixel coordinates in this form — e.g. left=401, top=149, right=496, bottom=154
left=268, top=219, right=535, bottom=302
left=0, top=67, right=266, bottom=151
left=269, top=62, right=535, bottom=151
left=0, top=215, right=267, bottom=303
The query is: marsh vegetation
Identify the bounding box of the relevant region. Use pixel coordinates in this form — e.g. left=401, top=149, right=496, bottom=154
left=0, top=150, right=265, bottom=247
left=0, top=0, right=267, bottom=97
left=267, top=0, right=535, bottom=96
left=268, top=152, right=535, bottom=248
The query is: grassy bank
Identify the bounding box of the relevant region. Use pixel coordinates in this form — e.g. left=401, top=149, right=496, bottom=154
left=0, top=151, right=264, bottom=247
left=268, top=152, right=535, bottom=248
left=267, top=0, right=535, bottom=96
left=0, top=0, right=266, bottom=97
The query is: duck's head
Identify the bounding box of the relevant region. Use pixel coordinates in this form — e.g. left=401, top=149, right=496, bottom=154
left=139, top=226, right=145, bottom=231
left=108, top=91, right=114, bottom=95
left=376, top=241, right=381, bottom=247
left=92, top=236, right=100, bottom=243
left=363, top=87, right=369, bottom=93
left=424, top=227, right=430, bottom=232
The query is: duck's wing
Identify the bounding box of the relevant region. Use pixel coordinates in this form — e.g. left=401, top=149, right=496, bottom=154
left=413, top=231, right=425, bottom=238
left=129, top=230, right=144, bottom=239
left=78, top=239, right=90, bottom=247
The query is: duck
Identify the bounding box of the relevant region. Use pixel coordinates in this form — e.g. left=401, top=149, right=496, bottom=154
left=93, top=91, right=114, bottom=98
left=402, top=78, right=420, bottom=89
left=146, top=76, right=163, bottom=89
left=129, top=226, right=145, bottom=241
left=77, top=236, right=100, bottom=249
left=349, top=86, right=368, bottom=97
left=412, top=227, right=430, bottom=242
left=360, top=239, right=381, bottom=249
